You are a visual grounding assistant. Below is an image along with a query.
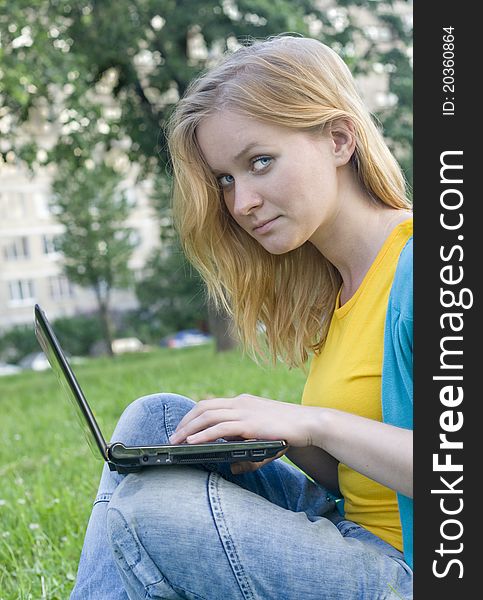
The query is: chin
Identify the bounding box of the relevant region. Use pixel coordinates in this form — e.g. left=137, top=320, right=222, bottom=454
left=260, top=238, right=304, bottom=255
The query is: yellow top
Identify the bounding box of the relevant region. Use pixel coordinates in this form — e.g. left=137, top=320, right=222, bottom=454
left=301, top=218, right=413, bottom=551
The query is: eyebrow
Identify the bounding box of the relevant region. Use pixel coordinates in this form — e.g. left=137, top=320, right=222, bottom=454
left=233, top=141, right=261, bottom=162
left=211, top=141, right=261, bottom=176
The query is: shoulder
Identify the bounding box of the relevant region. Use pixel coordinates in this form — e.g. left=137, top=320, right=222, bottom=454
left=389, top=236, right=413, bottom=321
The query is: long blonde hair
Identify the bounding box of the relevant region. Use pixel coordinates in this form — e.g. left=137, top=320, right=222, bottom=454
left=167, top=35, right=411, bottom=368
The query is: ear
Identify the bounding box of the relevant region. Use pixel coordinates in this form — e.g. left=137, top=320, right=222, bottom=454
left=329, top=118, right=357, bottom=167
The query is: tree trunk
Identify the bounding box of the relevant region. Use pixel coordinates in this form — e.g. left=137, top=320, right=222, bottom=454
left=99, top=301, right=114, bottom=357
left=94, top=284, right=114, bottom=357
left=207, top=301, right=238, bottom=353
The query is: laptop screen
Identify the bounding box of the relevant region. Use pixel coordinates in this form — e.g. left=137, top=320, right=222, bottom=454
left=34, top=304, right=107, bottom=462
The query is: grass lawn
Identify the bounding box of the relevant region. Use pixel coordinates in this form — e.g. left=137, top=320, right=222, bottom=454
left=0, top=344, right=307, bottom=599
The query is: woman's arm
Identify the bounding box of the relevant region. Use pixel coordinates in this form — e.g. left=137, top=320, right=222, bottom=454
left=285, top=445, right=340, bottom=496
left=308, top=408, right=413, bottom=498
left=169, top=394, right=413, bottom=498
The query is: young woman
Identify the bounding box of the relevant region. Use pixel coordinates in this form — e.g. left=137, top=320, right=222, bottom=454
left=70, top=35, right=413, bottom=599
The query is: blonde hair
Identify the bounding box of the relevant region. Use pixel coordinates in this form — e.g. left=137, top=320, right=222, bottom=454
left=167, top=35, right=411, bottom=368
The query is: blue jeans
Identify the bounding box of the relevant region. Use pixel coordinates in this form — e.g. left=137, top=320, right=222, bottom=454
left=70, top=393, right=413, bottom=599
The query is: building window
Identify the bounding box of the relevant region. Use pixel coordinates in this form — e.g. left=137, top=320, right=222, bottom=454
left=3, top=237, right=30, bottom=261
left=35, top=193, right=51, bottom=218
left=43, top=234, right=61, bottom=255
left=8, top=279, right=35, bottom=303
left=48, top=275, right=75, bottom=300
left=0, top=191, right=28, bottom=220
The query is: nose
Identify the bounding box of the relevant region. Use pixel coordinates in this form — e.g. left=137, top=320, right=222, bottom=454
left=232, top=180, right=263, bottom=217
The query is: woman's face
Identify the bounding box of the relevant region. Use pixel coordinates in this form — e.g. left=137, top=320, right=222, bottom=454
left=196, top=110, right=348, bottom=255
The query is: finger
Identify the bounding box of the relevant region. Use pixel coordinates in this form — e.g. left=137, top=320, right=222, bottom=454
left=247, top=449, right=288, bottom=470
left=185, top=422, right=247, bottom=445
left=231, top=453, right=281, bottom=476
left=170, top=409, right=239, bottom=444
left=230, top=461, right=257, bottom=475
left=274, top=448, right=289, bottom=459
left=257, top=455, right=279, bottom=469
left=175, top=398, right=233, bottom=432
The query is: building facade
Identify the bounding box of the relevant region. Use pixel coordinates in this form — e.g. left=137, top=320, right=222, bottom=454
left=0, top=163, right=160, bottom=332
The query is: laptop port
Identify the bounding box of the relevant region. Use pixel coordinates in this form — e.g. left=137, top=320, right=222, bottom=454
left=142, top=455, right=149, bottom=462
left=252, top=449, right=266, bottom=457
left=232, top=450, right=247, bottom=458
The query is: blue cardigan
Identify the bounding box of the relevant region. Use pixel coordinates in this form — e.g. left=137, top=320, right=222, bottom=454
left=381, top=236, right=413, bottom=570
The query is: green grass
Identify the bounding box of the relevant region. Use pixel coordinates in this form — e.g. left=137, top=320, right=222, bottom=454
left=0, top=344, right=307, bottom=599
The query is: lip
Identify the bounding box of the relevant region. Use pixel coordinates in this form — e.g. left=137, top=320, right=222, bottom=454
left=253, top=216, right=280, bottom=234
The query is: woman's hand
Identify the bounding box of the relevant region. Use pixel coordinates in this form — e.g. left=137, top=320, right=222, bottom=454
left=168, top=394, right=316, bottom=448
left=229, top=448, right=289, bottom=475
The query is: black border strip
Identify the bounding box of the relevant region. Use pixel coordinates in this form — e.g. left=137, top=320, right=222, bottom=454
left=414, top=2, right=478, bottom=595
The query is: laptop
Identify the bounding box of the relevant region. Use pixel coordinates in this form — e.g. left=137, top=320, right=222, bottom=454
left=34, top=304, right=287, bottom=474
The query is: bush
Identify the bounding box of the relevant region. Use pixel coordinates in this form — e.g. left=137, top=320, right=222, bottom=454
left=0, top=314, right=105, bottom=363
left=50, top=314, right=104, bottom=357
left=0, top=324, right=38, bottom=363
left=134, top=246, right=208, bottom=343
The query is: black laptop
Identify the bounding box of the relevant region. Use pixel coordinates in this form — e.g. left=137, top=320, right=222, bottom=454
left=34, top=304, right=287, bottom=474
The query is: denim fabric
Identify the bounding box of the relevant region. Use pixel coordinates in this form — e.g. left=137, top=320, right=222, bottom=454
left=70, top=393, right=413, bottom=600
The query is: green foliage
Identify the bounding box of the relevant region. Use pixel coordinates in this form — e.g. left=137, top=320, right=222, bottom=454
left=375, top=46, right=413, bottom=189
left=51, top=162, right=134, bottom=294
left=0, top=324, right=37, bottom=364
left=48, top=314, right=104, bottom=357
left=1, top=0, right=412, bottom=185
left=0, top=314, right=104, bottom=363
left=134, top=244, right=207, bottom=341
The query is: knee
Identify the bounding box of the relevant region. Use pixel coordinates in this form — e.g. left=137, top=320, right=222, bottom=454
left=107, top=468, right=210, bottom=559
left=112, top=392, right=196, bottom=446
left=107, top=468, right=214, bottom=595
left=122, top=392, right=195, bottom=424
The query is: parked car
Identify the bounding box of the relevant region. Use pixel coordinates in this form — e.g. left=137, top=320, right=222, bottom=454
left=111, top=337, right=148, bottom=355
left=0, top=362, right=22, bottom=377
left=18, top=352, right=50, bottom=371
left=160, top=329, right=213, bottom=349
left=90, top=337, right=149, bottom=356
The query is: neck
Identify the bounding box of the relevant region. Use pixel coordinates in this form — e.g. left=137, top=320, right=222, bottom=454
left=310, top=171, right=412, bottom=303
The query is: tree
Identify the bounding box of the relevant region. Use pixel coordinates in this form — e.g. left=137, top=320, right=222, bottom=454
left=1, top=1, right=412, bottom=175
left=134, top=243, right=207, bottom=341
left=336, top=0, right=413, bottom=189
left=0, top=0, right=413, bottom=349
left=51, top=161, right=134, bottom=355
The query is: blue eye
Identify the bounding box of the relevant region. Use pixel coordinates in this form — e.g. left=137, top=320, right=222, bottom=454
left=218, top=174, right=235, bottom=188
left=252, top=156, right=272, bottom=171
left=217, top=156, right=272, bottom=189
